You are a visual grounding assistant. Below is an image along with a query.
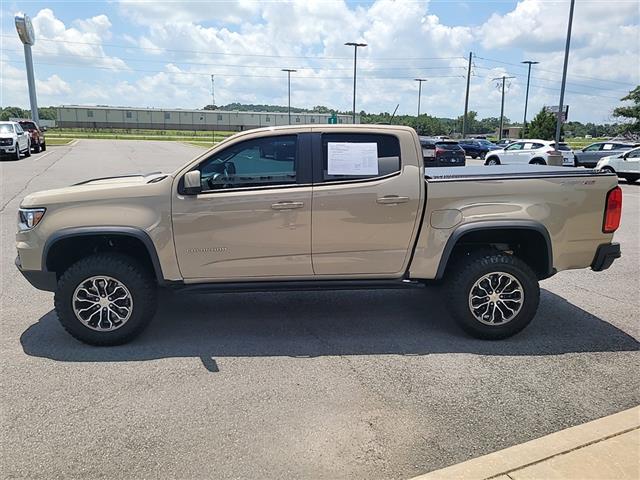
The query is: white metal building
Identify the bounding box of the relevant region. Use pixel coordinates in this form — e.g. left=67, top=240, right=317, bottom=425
left=56, top=106, right=357, bottom=131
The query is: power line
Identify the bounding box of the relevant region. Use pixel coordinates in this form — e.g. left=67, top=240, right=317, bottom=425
left=0, top=34, right=465, bottom=61
left=2, top=59, right=466, bottom=80
left=474, top=55, right=637, bottom=86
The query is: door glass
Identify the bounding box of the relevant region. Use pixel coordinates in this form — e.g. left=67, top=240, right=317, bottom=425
left=505, top=143, right=523, bottom=151
left=198, top=135, right=297, bottom=191
left=584, top=144, right=601, bottom=152
left=627, top=149, right=640, bottom=158
left=321, top=133, right=401, bottom=182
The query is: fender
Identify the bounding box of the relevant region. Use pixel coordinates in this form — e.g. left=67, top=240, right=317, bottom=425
left=42, top=226, right=165, bottom=284
left=435, top=220, right=553, bottom=280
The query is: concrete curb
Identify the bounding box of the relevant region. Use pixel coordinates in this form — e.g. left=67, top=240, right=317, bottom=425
left=411, top=406, right=640, bottom=480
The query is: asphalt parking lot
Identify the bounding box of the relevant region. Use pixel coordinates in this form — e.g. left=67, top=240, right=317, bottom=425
left=1, top=140, right=638, bottom=479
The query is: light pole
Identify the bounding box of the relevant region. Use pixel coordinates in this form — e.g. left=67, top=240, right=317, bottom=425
left=414, top=78, right=427, bottom=117
left=282, top=68, right=296, bottom=125
left=492, top=75, right=516, bottom=141
left=555, top=0, right=575, bottom=151
left=211, top=74, right=215, bottom=144
left=14, top=13, right=39, bottom=126
left=345, top=42, right=367, bottom=124
left=521, top=60, right=539, bottom=137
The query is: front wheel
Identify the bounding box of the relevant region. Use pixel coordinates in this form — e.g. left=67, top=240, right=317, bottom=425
left=41, top=141, right=46, bottom=151
left=54, top=253, right=158, bottom=345
left=444, top=251, right=540, bottom=339
left=485, top=157, right=500, bottom=166
left=24, top=142, right=31, bottom=157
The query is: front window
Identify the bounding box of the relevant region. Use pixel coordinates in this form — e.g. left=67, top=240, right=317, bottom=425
left=87, top=110, right=94, bottom=118
left=198, top=135, right=297, bottom=191
left=164, top=112, right=171, bottom=120
left=505, top=143, right=523, bottom=151
left=20, top=122, right=36, bottom=130
left=0, top=124, right=15, bottom=133
left=584, top=144, right=602, bottom=152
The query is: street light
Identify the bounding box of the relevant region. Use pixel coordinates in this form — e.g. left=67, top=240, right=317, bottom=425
left=281, top=69, right=296, bottom=125
left=345, top=42, right=367, bottom=124
left=414, top=79, right=427, bottom=117
left=14, top=13, right=39, bottom=126
left=521, top=60, right=539, bottom=137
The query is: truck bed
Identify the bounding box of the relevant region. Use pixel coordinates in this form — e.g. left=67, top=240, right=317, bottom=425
left=425, top=164, right=602, bottom=181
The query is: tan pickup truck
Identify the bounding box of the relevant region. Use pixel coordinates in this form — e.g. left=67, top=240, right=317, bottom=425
left=16, top=125, right=622, bottom=345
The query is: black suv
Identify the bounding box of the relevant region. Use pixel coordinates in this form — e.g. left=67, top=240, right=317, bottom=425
left=458, top=138, right=500, bottom=159
left=419, top=137, right=466, bottom=167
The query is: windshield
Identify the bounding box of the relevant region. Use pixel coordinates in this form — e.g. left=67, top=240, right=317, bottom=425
left=0, top=124, right=15, bottom=133
left=20, top=122, right=36, bottom=130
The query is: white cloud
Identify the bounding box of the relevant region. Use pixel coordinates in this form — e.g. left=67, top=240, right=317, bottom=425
left=30, top=8, right=127, bottom=70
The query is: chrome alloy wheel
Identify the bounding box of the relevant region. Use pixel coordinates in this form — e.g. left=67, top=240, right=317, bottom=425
left=72, top=276, right=133, bottom=331
left=468, top=272, right=524, bottom=325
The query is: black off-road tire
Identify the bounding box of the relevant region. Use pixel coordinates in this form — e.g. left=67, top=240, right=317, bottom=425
left=444, top=250, right=540, bottom=340
left=54, top=253, right=157, bottom=346
left=33, top=142, right=41, bottom=153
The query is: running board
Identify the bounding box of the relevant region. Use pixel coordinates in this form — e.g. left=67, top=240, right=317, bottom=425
left=169, top=278, right=426, bottom=294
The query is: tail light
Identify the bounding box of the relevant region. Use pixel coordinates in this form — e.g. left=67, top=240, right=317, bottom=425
left=435, top=147, right=445, bottom=155
left=603, top=186, right=622, bottom=233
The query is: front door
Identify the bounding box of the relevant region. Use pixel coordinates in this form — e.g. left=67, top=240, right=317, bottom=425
left=311, top=131, right=422, bottom=276
left=172, top=133, right=313, bottom=280
left=620, top=148, right=640, bottom=174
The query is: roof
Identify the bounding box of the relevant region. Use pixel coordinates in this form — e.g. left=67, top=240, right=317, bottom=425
left=57, top=105, right=354, bottom=117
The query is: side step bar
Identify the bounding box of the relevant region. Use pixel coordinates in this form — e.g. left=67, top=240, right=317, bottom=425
left=169, top=278, right=426, bottom=294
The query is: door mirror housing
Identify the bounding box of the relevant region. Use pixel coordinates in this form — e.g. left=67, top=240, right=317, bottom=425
left=183, top=170, right=202, bottom=195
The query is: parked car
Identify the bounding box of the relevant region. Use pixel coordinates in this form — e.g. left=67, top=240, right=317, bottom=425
left=420, top=137, right=466, bottom=167
left=495, top=138, right=517, bottom=147
left=18, top=120, right=46, bottom=153
left=485, top=140, right=575, bottom=166
left=458, top=138, right=500, bottom=159
left=574, top=141, right=637, bottom=168
left=0, top=121, right=31, bottom=160
left=16, top=125, right=622, bottom=345
left=596, top=146, right=639, bottom=183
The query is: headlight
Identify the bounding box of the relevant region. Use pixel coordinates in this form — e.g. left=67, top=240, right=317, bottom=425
left=18, top=208, right=46, bottom=231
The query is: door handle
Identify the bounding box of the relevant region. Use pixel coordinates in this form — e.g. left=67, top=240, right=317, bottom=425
left=271, top=201, right=304, bottom=210
left=377, top=195, right=409, bottom=205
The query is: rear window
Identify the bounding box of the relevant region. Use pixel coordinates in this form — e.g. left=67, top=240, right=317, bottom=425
left=553, top=143, right=572, bottom=151
left=19, top=122, right=36, bottom=130
left=322, top=133, right=401, bottom=182
left=436, top=142, right=462, bottom=151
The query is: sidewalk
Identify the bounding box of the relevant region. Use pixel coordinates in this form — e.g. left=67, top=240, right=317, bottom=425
left=413, top=406, right=639, bottom=480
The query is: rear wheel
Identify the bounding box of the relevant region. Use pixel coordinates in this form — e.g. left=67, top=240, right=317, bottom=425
left=444, top=250, right=540, bottom=339
left=485, top=156, right=500, bottom=166
left=54, top=253, right=157, bottom=345
left=41, top=141, right=46, bottom=151
left=33, top=142, right=41, bottom=153
left=470, top=154, right=478, bottom=159
left=624, top=175, right=638, bottom=183
left=530, top=158, right=545, bottom=165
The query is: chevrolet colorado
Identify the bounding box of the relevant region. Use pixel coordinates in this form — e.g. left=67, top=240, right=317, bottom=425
left=16, top=125, right=622, bottom=345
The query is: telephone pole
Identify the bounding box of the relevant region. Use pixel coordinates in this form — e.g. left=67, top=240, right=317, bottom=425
left=414, top=79, right=427, bottom=117
left=462, top=51, right=472, bottom=138
left=492, top=75, right=516, bottom=141
left=521, top=60, right=539, bottom=137
left=555, top=0, right=575, bottom=151
left=211, top=74, right=215, bottom=144
left=345, top=42, right=367, bottom=124
left=281, top=68, right=296, bottom=125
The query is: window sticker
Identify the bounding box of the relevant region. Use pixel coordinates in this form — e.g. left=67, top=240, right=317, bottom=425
left=327, top=142, right=379, bottom=175
left=603, top=144, right=614, bottom=150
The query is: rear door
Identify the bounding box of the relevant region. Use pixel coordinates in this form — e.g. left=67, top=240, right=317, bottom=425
left=310, top=131, right=422, bottom=276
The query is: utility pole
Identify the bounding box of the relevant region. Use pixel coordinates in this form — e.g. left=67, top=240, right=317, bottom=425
left=345, top=42, right=367, bottom=124
left=414, top=79, right=427, bottom=117
left=492, top=75, right=516, bottom=141
left=281, top=69, right=296, bottom=125
left=462, top=51, right=472, bottom=138
left=211, top=74, right=215, bottom=144
left=521, top=60, right=539, bottom=138
left=555, top=0, right=575, bottom=151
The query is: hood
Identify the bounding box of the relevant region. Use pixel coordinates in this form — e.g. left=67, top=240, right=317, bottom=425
left=0, top=133, right=16, bottom=139
left=21, top=172, right=171, bottom=207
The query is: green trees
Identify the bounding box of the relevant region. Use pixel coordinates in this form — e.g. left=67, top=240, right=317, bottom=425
left=526, top=108, right=558, bottom=140
left=613, top=86, right=640, bottom=135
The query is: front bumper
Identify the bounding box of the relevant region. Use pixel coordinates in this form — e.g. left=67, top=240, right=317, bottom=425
left=15, top=255, right=57, bottom=292
left=1, top=146, right=17, bottom=153
left=590, top=242, right=621, bottom=272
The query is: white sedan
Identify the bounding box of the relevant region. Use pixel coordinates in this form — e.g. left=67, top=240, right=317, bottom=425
left=596, top=146, right=640, bottom=183
left=484, top=140, right=575, bottom=166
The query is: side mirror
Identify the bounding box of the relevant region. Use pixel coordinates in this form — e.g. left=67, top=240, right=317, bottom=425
left=183, top=170, right=202, bottom=195
left=42, top=126, right=47, bottom=132
left=17, top=131, right=23, bottom=136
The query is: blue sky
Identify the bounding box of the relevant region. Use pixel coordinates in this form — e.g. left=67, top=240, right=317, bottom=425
left=1, top=1, right=638, bottom=123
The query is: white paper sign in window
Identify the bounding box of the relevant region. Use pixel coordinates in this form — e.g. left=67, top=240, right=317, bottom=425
left=603, top=144, right=614, bottom=150
left=327, top=142, right=379, bottom=175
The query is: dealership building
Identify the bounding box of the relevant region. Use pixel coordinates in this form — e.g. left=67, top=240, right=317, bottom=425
left=56, top=106, right=357, bottom=131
